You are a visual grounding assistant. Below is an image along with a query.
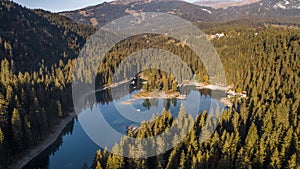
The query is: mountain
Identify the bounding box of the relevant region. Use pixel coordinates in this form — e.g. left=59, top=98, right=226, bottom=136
left=0, top=1, right=95, bottom=72
left=60, top=0, right=219, bottom=27
left=194, top=0, right=300, bottom=10
left=193, top=0, right=260, bottom=9
left=60, top=0, right=300, bottom=28
left=111, top=0, right=181, bottom=5
left=226, top=0, right=300, bottom=18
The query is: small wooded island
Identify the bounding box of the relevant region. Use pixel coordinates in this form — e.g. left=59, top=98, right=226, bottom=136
left=131, top=69, right=248, bottom=107
left=133, top=90, right=185, bottom=99
left=130, top=69, right=188, bottom=99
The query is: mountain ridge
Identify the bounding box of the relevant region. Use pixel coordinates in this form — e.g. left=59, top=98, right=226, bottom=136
left=60, top=0, right=300, bottom=28
left=111, top=0, right=183, bottom=5
left=193, top=0, right=261, bottom=9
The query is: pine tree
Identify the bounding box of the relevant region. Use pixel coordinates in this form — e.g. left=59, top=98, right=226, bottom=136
left=106, top=144, right=124, bottom=169
left=0, top=128, right=3, bottom=143
left=0, top=93, right=8, bottom=127
left=95, top=161, right=102, bottom=169
left=244, top=123, right=258, bottom=165
left=0, top=127, right=6, bottom=169
left=23, top=116, right=33, bottom=147
left=179, top=151, right=187, bottom=169
left=270, top=147, right=281, bottom=168
left=11, top=108, right=23, bottom=150
left=165, top=148, right=179, bottom=169
left=56, top=100, right=63, bottom=118
left=287, top=154, right=297, bottom=169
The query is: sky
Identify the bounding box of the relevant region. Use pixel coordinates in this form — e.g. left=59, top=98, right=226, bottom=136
left=12, top=0, right=197, bottom=12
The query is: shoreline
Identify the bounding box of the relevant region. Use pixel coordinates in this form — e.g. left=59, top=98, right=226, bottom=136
left=220, top=97, right=233, bottom=107
left=82, top=79, right=130, bottom=99
left=180, top=80, right=232, bottom=91
left=132, top=80, right=233, bottom=100
left=10, top=113, right=75, bottom=169
left=10, top=80, right=241, bottom=168
left=132, top=90, right=186, bottom=100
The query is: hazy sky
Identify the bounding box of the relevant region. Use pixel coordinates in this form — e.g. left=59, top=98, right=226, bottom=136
left=13, top=0, right=197, bottom=12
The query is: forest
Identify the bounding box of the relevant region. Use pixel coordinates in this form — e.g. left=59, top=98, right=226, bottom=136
left=0, top=0, right=299, bottom=169
left=0, top=1, right=90, bottom=168
left=89, top=27, right=300, bottom=169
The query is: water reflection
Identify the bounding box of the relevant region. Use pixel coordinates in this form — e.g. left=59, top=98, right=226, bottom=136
left=23, top=119, right=75, bottom=169
left=24, top=84, right=226, bottom=169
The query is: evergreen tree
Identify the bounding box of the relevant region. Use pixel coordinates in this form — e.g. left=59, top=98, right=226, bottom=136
left=0, top=93, right=8, bottom=127
left=11, top=108, right=23, bottom=150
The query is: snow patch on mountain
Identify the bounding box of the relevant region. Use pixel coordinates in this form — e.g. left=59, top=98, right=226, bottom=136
left=273, top=0, right=300, bottom=10
left=201, top=8, right=212, bottom=14
left=274, top=1, right=287, bottom=9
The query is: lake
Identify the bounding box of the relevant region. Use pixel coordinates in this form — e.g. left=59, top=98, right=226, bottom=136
left=24, top=84, right=226, bottom=169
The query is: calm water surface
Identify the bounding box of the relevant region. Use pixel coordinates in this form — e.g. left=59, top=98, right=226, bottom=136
left=24, top=84, right=226, bottom=169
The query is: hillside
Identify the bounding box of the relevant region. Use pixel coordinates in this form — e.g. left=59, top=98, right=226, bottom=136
left=60, top=0, right=219, bottom=27
left=60, top=0, right=300, bottom=28
left=225, top=0, right=300, bottom=19
left=0, top=0, right=299, bottom=169
left=194, top=0, right=260, bottom=9
left=0, top=1, right=94, bottom=168
left=89, top=25, right=300, bottom=169
left=0, top=1, right=95, bottom=72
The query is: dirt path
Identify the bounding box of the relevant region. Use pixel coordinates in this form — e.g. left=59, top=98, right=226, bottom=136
left=10, top=113, right=75, bottom=169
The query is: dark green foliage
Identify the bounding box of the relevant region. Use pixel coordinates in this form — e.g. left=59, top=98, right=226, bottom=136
left=140, top=69, right=178, bottom=92
left=90, top=27, right=300, bottom=169
left=0, top=1, right=299, bottom=168
left=0, top=1, right=95, bottom=72
left=0, top=1, right=93, bottom=167
left=0, top=58, right=74, bottom=167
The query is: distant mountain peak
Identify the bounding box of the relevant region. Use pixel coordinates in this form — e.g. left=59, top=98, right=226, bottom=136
left=61, top=0, right=300, bottom=28
left=194, top=0, right=261, bottom=9
left=110, top=0, right=181, bottom=5
left=271, top=0, right=300, bottom=10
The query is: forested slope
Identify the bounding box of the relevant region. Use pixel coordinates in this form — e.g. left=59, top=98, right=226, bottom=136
left=0, top=1, right=299, bottom=169
left=0, top=1, right=94, bottom=168
left=90, top=27, right=300, bottom=169
left=0, top=1, right=95, bottom=72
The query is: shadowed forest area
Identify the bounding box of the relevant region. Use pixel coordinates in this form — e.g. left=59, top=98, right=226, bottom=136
left=0, top=0, right=299, bottom=169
